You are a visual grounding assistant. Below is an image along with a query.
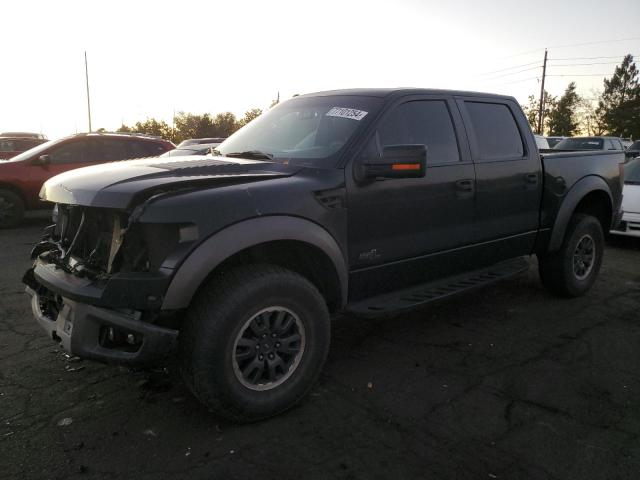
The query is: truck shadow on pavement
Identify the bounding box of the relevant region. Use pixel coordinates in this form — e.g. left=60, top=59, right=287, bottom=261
left=3, top=229, right=640, bottom=479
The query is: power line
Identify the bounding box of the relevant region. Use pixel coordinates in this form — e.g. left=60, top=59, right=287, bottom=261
left=478, top=60, right=541, bottom=76
left=497, top=48, right=545, bottom=60
left=479, top=65, right=542, bottom=81
left=550, top=55, right=635, bottom=61
left=547, top=36, right=640, bottom=50
left=481, top=76, right=540, bottom=88
left=548, top=61, right=623, bottom=67
left=546, top=73, right=613, bottom=77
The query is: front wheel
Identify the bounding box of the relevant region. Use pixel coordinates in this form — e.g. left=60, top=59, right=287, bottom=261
left=538, top=213, right=604, bottom=297
left=179, top=264, right=330, bottom=422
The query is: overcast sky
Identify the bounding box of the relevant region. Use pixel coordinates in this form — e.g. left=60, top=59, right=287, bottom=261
left=1, top=0, right=639, bottom=139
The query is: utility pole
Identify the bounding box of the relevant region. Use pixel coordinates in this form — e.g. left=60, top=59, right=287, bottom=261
left=537, top=49, right=548, bottom=135
left=85, top=51, right=92, bottom=132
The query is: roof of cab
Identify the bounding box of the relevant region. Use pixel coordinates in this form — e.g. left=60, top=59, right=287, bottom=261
left=298, top=87, right=516, bottom=101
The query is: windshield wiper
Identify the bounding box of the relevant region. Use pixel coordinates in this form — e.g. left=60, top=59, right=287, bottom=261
left=224, top=150, right=274, bottom=160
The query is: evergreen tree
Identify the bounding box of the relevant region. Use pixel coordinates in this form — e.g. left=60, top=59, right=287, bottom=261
left=595, top=54, right=640, bottom=138
left=547, top=82, right=581, bottom=136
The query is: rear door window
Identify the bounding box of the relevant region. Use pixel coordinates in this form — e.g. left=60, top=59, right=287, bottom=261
left=141, top=141, right=168, bottom=157
left=97, top=139, right=132, bottom=162
left=464, top=102, right=524, bottom=161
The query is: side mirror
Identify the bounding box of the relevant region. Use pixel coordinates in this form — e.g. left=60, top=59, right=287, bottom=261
left=35, top=154, right=50, bottom=166
left=359, top=144, right=426, bottom=181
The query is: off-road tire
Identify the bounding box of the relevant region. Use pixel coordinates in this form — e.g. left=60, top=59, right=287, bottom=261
left=179, top=264, right=330, bottom=422
left=538, top=213, right=604, bottom=297
left=0, top=189, right=25, bottom=229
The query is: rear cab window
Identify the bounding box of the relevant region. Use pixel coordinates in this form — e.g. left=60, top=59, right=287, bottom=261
left=462, top=101, right=525, bottom=162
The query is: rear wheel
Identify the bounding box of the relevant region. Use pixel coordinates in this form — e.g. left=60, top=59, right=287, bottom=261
left=538, top=213, right=604, bottom=297
left=0, top=189, right=25, bottom=229
left=179, top=264, right=330, bottom=422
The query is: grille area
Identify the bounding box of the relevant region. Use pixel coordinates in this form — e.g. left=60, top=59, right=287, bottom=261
left=40, top=204, right=180, bottom=280
left=43, top=205, right=127, bottom=279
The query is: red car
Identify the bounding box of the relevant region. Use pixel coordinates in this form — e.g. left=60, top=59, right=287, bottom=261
left=0, top=132, right=174, bottom=227
left=0, top=136, right=48, bottom=160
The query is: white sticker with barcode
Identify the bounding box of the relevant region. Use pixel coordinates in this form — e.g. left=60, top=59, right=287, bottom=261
left=325, top=107, right=368, bottom=121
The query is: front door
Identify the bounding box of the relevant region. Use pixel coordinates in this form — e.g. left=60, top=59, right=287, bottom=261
left=346, top=97, right=477, bottom=300
left=27, top=138, right=99, bottom=206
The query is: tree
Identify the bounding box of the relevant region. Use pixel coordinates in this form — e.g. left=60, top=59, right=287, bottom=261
left=521, top=95, right=539, bottom=131
left=116, top=107, right=262, bottom=144
left=213, top=112, right=239, bottom=137
left=546, top=82, right=581, bottom=136
left=126, top=118, right=173, bottom=140
left=595, top=54, right=640, bottom=138
left=521, top=90, right=556, bottom=134
left=577, top=91, right=606, bottom=136
left=239, top=108, right=263, bottom=127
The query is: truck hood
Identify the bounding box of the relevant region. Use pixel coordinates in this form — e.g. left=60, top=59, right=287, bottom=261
left=40, top=155, right=301, bottom=209
left=622, top=183, right=640, bottom=214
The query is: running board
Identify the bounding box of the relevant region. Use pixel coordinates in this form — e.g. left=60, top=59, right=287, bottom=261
left=346, top=257, right=529, bottom=316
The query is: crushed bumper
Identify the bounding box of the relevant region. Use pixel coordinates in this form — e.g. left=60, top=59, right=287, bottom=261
left=25, top=258, right=172, bottom=310
left=26, top=287, right=178, bottom=366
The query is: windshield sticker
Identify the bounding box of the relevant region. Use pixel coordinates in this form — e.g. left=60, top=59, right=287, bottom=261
left=325, top=107, right=368, bottom=121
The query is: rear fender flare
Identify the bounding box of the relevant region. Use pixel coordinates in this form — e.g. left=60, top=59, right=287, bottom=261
left=548, top=175, right=612, bottom=251
left=161, top=216, right=348, bottom=310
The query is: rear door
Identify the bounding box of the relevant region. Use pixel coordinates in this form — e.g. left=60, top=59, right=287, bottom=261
left=456, top=97, right=542, bottom=258
left=346, top=96, right=477, bottom=299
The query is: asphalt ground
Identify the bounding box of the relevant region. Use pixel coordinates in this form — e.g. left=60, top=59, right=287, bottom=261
left=2, top=213, right=640, bottom=479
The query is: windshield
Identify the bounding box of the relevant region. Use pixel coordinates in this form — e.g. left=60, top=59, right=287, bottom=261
left=546, top=137, right=564, bottom=148
left=215, top=95, right=382, bottom=166
left=7, top=138, right=62, bottom=162
left=625, top=158, right=640, bottom=184
left=554, top=137, right=603, bottom=150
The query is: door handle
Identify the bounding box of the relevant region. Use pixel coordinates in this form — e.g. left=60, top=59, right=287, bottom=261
left=456, top=179, right=475, bottom=192
left=525, top=173, right=538, bottom=185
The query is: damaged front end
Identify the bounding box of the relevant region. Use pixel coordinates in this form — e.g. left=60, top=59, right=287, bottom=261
left=24, top=204, right=188, bottom=365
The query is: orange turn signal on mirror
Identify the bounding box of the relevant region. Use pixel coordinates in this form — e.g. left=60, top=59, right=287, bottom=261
left=391, top=163, right=421, bottom=171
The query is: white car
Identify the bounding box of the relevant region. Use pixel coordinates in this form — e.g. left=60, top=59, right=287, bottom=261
left=534, top=135, right=550, bottom=150
left=612, top=158, right=640, bottom=238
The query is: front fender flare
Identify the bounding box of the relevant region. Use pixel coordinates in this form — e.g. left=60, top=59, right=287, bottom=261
left=548, top=175, right=612, bottom=251
left=161, top=216, right=348, bottom=310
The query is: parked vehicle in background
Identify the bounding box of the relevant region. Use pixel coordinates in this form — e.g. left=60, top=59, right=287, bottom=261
left=0, top=132, right=174, bottom=228
left=161, top=139, right=226, bottom=157
left=534, top=135, right=550, bottom=149
left=178, top=137, right=226, bottom=147
left=0, top=136, right=48, bottom=160
left=25, top=88, right=623, bottom=422
left=611, top=157, right=640, bottom=238
left=621, top=138, right=633, bottom=149
left=546, top=136, right=566, bottom=148
left=1, top=132, right=47, bottom=140
left=554, top=136, right=624, bottom=151
left=626, top=140, right=640, bottom=160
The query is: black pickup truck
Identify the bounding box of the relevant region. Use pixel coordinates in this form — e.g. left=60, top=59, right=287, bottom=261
left=24, top=88, right=624, bottom=421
